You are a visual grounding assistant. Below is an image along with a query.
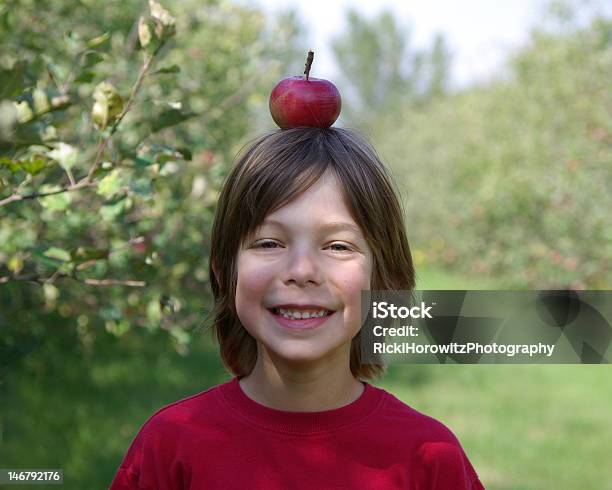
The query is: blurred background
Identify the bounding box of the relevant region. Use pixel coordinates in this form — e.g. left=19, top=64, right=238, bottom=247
left=1, top=0, right=611, bottom=488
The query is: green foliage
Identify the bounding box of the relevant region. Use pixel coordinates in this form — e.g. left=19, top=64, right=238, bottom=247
left=0, top=0, right=306, bottom=357
left=331, top=9, right=452, bottom=129
left=374, top=16, right=612, bottom=289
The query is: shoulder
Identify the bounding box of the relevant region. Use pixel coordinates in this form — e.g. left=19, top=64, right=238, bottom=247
left=373, top=387, right=484, bottom=489
left=110, top=383, right=228, bottom=488
left=118, top=381, right=228, bottom=459
left=137, top=382, right=225, bottom=439
left=375, top=387, right=461, bottom=445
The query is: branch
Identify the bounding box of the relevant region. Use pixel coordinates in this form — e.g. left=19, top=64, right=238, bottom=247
left=0, top=235, right=149, bottom=285
left=83, top=278, right=146, bottom=287
left=65, top=167, right=77, bottom=186
left=85, top=42, right=165, bottom=183
left=0, top=41, right=166, bottom=208
left=0, top=180, right=98, bottom=207
left=0, top=271, right=67, bottom=284
left=0, top=271, right=146, bottom=287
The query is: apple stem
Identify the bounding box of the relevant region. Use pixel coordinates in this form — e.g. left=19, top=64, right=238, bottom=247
left=304, top=50, right=314, bottom=81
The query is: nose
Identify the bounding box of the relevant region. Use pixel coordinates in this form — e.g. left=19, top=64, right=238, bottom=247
left=282, top=246, right=322, bottom=286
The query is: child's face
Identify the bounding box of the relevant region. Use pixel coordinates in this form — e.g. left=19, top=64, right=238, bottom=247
left=235, top=171, right=373, bottom=368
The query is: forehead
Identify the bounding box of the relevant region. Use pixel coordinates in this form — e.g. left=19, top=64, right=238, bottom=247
left=263, top=171, right=355, bottom=224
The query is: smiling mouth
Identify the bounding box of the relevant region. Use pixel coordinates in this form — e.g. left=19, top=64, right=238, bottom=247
left=267, top=307, right=335, bottom=330
left=268, top=307, right=334, bottom=320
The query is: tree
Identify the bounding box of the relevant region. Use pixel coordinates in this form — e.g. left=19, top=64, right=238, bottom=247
left=373, top=13, right=612, bottom=289
left=426, top=34, right=452, bottom=99
left=0, top=0, right=305, bottom=362
left=331, top=8, right=452, bottom=129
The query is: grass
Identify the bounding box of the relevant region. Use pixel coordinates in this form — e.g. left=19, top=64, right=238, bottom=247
left=379, top=364, right=612, bottom=489
left=415, top=263, right=501, bottom=290
left=379, top=264, right=612, bottom=489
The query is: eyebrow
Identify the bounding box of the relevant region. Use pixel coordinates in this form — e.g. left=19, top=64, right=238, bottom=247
left=261, top=218, right=364, bottom=236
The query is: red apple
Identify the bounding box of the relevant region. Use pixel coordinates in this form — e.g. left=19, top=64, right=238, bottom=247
left=269, top=51, right=341, bottom=129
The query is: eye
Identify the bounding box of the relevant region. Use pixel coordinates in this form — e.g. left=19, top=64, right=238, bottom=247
left=253, top=240, right=281, bottom=249
left=328, top=243, right=352, bottom=252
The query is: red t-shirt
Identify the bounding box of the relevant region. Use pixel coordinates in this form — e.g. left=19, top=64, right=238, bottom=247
left=110, top=377, right=484, bottom=489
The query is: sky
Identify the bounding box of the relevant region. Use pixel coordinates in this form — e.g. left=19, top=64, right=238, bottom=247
left=237, top=0, right=553, bottom=88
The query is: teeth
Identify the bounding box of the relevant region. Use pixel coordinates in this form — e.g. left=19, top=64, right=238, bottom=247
left=277, top=308, right=328, bottom=319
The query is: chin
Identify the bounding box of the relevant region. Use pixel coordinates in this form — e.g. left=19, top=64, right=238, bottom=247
left=266, top=340, right=349, bottom=367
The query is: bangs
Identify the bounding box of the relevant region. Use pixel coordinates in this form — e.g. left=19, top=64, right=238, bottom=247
left=236, top=132, right=337, bottom=244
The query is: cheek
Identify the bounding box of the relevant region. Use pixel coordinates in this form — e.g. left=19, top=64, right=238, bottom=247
left=236, top=259, right=268, bottom=335
left=236, top=255, right=274, bottom=307
left=337, top=260, right=372, bottom=304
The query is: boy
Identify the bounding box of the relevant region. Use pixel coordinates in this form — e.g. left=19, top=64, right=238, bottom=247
left=110, top=127, right=484, bottom=489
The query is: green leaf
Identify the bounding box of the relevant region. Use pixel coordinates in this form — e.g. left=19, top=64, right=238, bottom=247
left=43, top=247, right=71, bottom=262
left=1, top=8, right=9, bottom=30
left=176, top=147, right=192, bottom=160
left=91, top=82, right=123, bottom=130
left=129, top=177, right=153, bottom=197
left=106, top=319, right=130, bottom=337
left=12, top=121, right=44, bottom=148
left=20, top=158, right=49, bottom=175
left=153, top=64, right=180, bottom=75
left=100, top=304, right=122, bottom=321
left=100, top=197, right=131, bottom=222
left=87, top=32, right=111, bottom=49
left=170, top=326, right=190, bottom=345
left=15, top=100, right=34, bottom=123
left=138, top=16, right=153, bottom=48
left=149, top=0, right=176, bottom=40
left=47, top=143, right=79, bottom=170
left=32, top=89, right=50, bottom=114
left=75, top=71, right=96, bottom=83
left=65, top=30, right=85, bottom=54
left=82, top=51, right=105, bottom=69
left=50, top=94, right=71, bottom=111
left=149, top=0, right=176, bottom=27
left=134, top=156, right=155, bottom=168
left=135, top=144, right=192, bottom=167
left=151, top=108, right=195, bottom=133
left=0, top=60, right=27, bottom=98
left=0, top=157, right=19, bottom=173
left=97, top=169, right=124, bottom=199
left=38, top=184, right=72, bottom=211
left=0, top=100, right=18, bottom=142
left=32, top=250, right=65, bottom=269
left=146, top=299, right=162, bottom=322
left=73, top=246, right=110, bottom=261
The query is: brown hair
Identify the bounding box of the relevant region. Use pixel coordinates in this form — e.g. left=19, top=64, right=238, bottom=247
left=206, top=127, right=414, bottom=381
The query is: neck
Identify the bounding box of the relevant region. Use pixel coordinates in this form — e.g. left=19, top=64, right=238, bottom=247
left=238, top=346, right=364, bottom=412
